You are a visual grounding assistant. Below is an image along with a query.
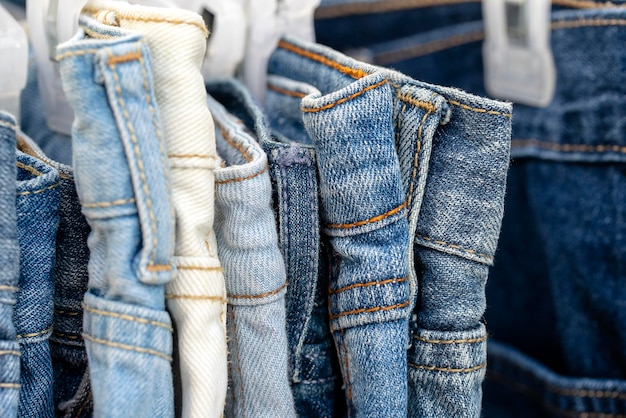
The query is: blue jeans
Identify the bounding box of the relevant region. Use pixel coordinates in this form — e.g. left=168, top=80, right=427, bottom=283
left=315, top=2, right=626, bottom=416
left=57, top=22, right=176, bottom=418
left=267, top=35, right=511, bottom=417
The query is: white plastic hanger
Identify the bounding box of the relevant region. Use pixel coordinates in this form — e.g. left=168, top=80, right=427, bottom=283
left=0, top=2, right=28, bottom=123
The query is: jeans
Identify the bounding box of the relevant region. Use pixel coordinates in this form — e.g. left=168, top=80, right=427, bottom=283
left=58, top=22, right=176, bottom=418
left=267, top=35, right=511, bottom=417
left=207, top=85, right=296, bottom=418
left=315, top=1, right=626, bottom=416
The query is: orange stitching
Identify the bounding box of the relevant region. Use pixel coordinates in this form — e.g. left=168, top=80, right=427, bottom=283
left=55, top=309, right=81, bottom=316
left=378, top=30, right=485, bottom=65
left=55, top=49, right=100, bottom=61
left=326, top=201, right=406, bottom=229
left=340, top=328, right=353, bottom=403
left=168, top=154, right=218, bottom=159
left=448, top=100, right=512, bottom=118
left=107, top=51, right=142, bottom=66
left=82, top=198, right=136, bottom=208
left=553, top=18, right=626, bottom=30
left=0, top=383, right=20, bottom=389
left=414, top=334, right=487, bottom=344
left=301, top=78, right=388, bottom=113
left=82, top=334, right=172, bottom=361
left=165, top=294, right=226, bottom=302
left=409, top=362, right=486, bottom=373
left=17, top=182, right=61, bottom=196
left=146, top=264, right=172, bottom=272
left=315, top=0, right=480, bottom=19
left=83, top=305, right=173, bottom=331
left=229, top=281, right=288, bottom=300
left=214, top=120, right=253, bottom=162
left=267, top=83, right=308, bottom=98
left=278, top=40, right=369, bottom=79
left=82, top=8, right=209, bottom=37
left=396, top=92, right=439, bottom=112
left=16, top=327, right=51, bottom=339
left=407, top=93, right=435, bottom=209
left=329, top=300, right=410, bottom=320
left=16, top=162, right=43, bottom=177
left=416, top=234, right=493, bottom=260
left=512, top=139, right=626, bottom=154
left=329, top=276, right=408, bottom=295
left=0, top=285, right=19, bottom=291
left=552, top=0, right=626, bottom=8
left=176, top=265, right=223, bottom=272
left=215, top=165, right=268, bottom=185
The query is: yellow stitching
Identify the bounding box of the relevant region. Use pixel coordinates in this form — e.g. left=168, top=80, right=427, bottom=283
left=329, top=300, right=410, bottom=320
left=16, top=182, right=61, bottom=196
left=0, top=383, right=20, bottom=389
left=107, top=49, right=159, bottom=275
left=214, top=119, right=253, bottom=162
left=329, top=277, right=408, bottom=295
left=215, top=165, right=268, bottom=185
left=416, top=234, right=493, bottom=260
left=82, top=26, right=116, bottom=40
left=53, top=331, right=82, bottom=340
left=82, top=198, right=136, bottom=208
left=0, top=120, right=17, bottom=130
left=107, top=51, right=142, bottom=65
left=82, top=7, right=209, bottom=37
left=448, top=100, right=512, bottom=118
left=267, top=83, right=308, bottom=98
left=0, top=285, right=19, bottom=291
left=0, top=350, right=20, bottom=356
left=56, top=49, right=101, bottom=61
left=406, top=93, right=436, bottom=209
left=326, top=201, right=406, bottom=229
left=229, top=281, right=288, bottom=300
left=165, top=294, right=226, bottom=302
left=415, top=334, right=487, bottom=344
left=315, top=0, right=480, bottom=19
left=512, top=139, right=626, bottom=154
left=278, top=40, right=369, bottom=79
left=16, top=162, right=43, bottom=177
left=176, top=265, right=223, bottom=272
left=82, top=333, right=172, bottom=361
left=167, top=154, right=218, bottom=159
left=146, top=264, right=172, bottom=272
left=409, top=362, right=486, bottom=373
left=55, top=309, right=81, bottom=316
left=396, top=92, right=439, bottom=112
left=301, top=78, right=388, bottom=113
left=16, top=327, right=52, bottom=339
left=552, top=18, right=626, bottom=30
left=83, top=305, right=173, bottom=331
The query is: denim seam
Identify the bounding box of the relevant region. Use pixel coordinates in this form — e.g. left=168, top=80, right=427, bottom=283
left=16, top=327, right=52, bottom=339
left=448, top=100, right=512, bottom=118
left=56, top=49, right=100, bottom=61
left=53, top=331, right=82, bottom=340
left=16, top=161, right=43, bottom=177
left=0, top=285, right=19, bottom=292
left=267, top=83, right=307, bottom=98
left=167, top=154, right=218, bottom=160
left=108, top=51, right=142, bottom=65
left=396, top=92, right=438, bottom=113
left=339, top=328, right=353, bottom=405
left=553, top=18, right=626, bottom=30
left=329, top=276, right=408, bottom=294
left=83, top=305, right=173, bottom=331
left=329, top=299, right=411, bottom=320
left=82, top=333, right=172, bottom=361
left=229, top=281, right=288, bottom=300
left=165, top=294, right=226, bottom=302
left=229, top=308, right=245, bottom=414
left=0, top=120, right=16, bottom=130
left=82, top=8, right=209, bottom=36
left=107, top=48, right=160, bottom=277
left=82, top=198, right=136, bottom=208
left=82, top=26, right=116, bottom=41
left=406, top=94, right=435, bottom=209
left=0, top=350, right=20, bottom=356
left=512, top=139, right=626, bottom=154
left=409, top=362, right=486, bottom=373
left=277, top=40, right=368, bottom=79
left=414, top=334, right=487, bottom=344
left=415, top=234, right=493, bottom=260
left=16, top=182, right=61, bottom=196
left=0, top=383, right=20, bottom=389
left=315, top=0, right=480, bottom=19
left=75, top=390, right=92, bottom=418
left=55, top=309, right=81, bottom=316
left=301, top=78, right=388, bottom=113
left=214, top=165, right=268, bottom=185
left=326, top=202, right=407, bottom=229
left=176, top=265, right=223, bottom=272
left=214, top=120, right=253, bottom=162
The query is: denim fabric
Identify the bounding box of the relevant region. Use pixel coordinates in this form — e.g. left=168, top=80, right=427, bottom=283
left=207, top=91, right=296, bottom=418
left=268, top=36, right=511, bottom=417
left=0, top=113, right=21, bottom=418
left=15, top=131, right=92, bottom=418
left=317, top=2, right=626, bottom=416
left=15, top=132, right=61, bottom=418
left=58, top=24, right=175, bottom=418
left=206, top=80, right=346, bottom=418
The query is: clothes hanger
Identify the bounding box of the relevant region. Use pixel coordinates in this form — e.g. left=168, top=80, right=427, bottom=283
left=0, top=2, right=28, bottom=123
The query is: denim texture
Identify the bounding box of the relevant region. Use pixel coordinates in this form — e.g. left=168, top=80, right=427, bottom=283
left=15, top=131, right=61, bottom=418
left=0, top=113, right=21, bottom=418
left=268, top=35, right=511, bottom=417
left=206, top=80, right=346, bottom=418
left=315, top=2, right=626, bottom=416
left=58, top=23, right=175, bottom=418
left=207, top=91, right=296, bottom=418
